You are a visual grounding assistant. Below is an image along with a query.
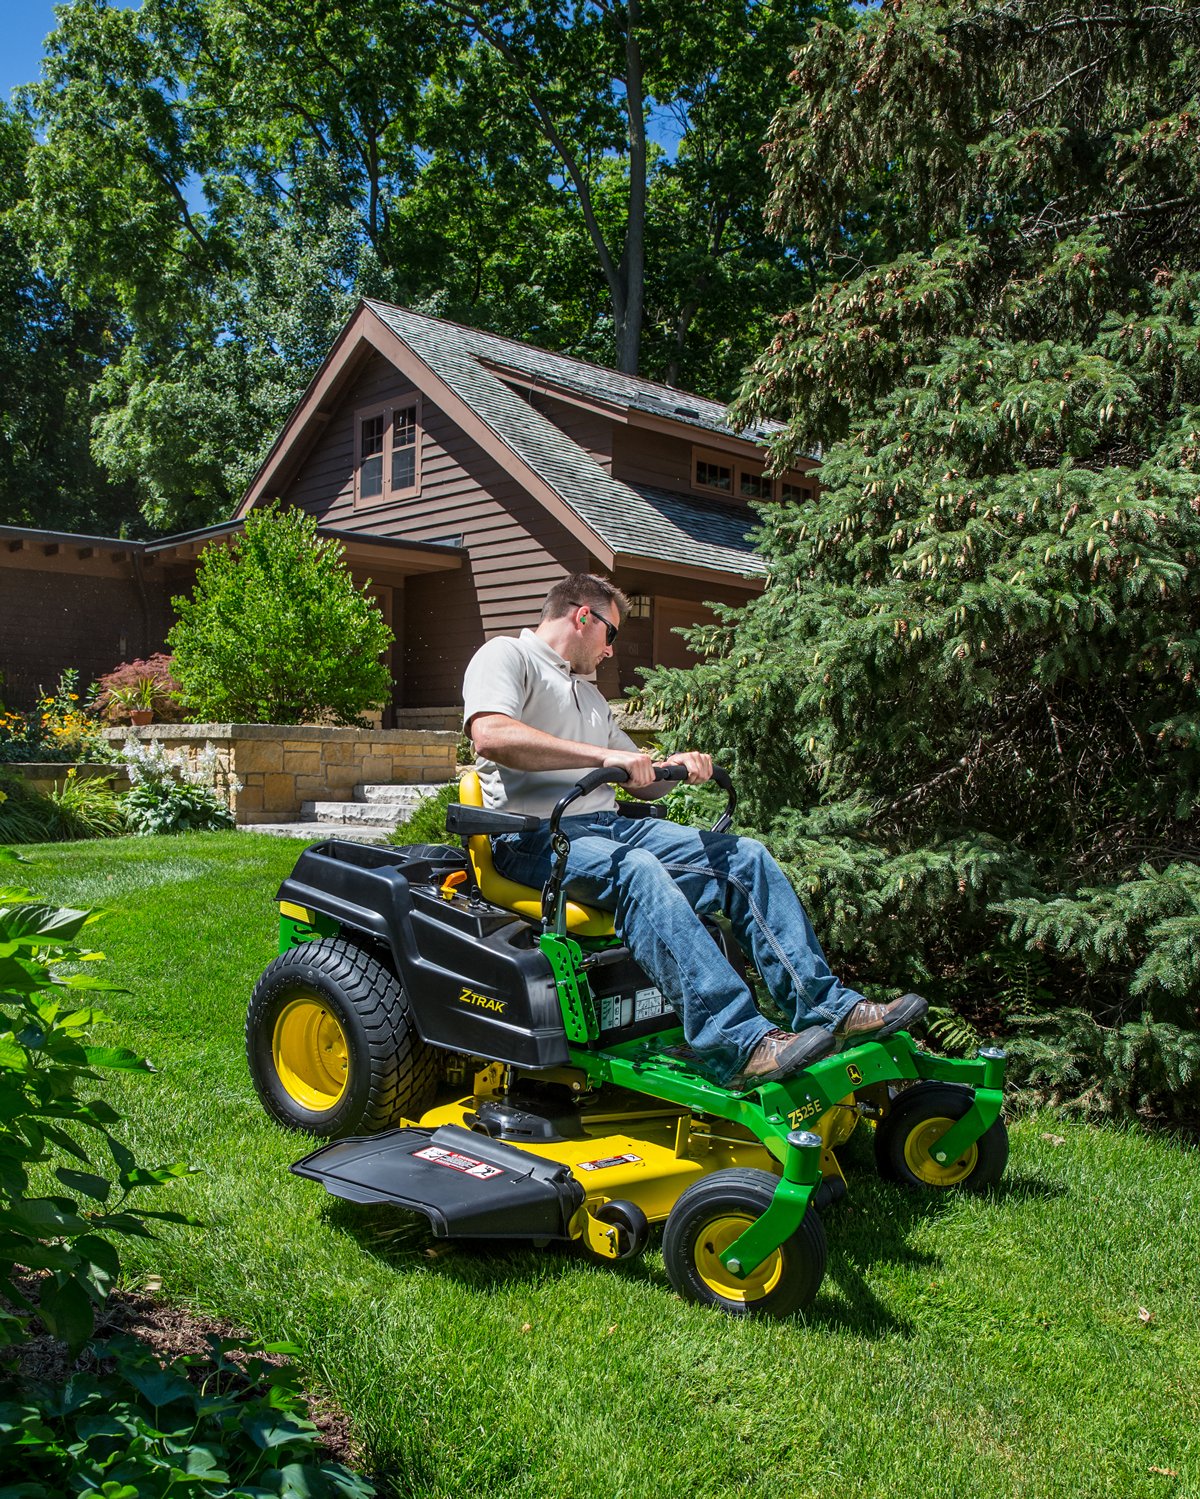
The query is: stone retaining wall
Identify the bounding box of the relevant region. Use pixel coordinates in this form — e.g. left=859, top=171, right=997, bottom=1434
left=10, top=762, right=132, bottom=796
left=101, top=724, right=457, bottom=824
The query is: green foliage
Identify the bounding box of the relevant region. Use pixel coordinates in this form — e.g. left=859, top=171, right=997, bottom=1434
left=46, top=770, right=125, bottom=840
left=0, top=102, right=138, bottom=533
left=0, top=1331, right=374, bottom=1499
left=0, top=772, right=121, bottom=846
left=638, top=0, right=1200, bottom=1118
left=168, top=505, right=393, bottom=726
left=13, top=0, right=832, bottom=526
left=118, top=738, right=234, bottom=837
left=387, top=782, right=459, bottom=846
left=0, top=885, right=198, bottom=1356
left=122, top=780, right=233, bottom=838
left=0, top=878, right=374, bottom=1498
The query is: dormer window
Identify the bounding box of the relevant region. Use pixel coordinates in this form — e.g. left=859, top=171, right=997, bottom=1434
left=355, top=398, right=421, bottom=508
left=693, top=443, right=818, bottom=504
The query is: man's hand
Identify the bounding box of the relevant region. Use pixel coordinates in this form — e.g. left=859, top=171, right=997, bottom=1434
left=602, top=747, right=656, bottom=787
left=662, top=751, right=714, bottom=786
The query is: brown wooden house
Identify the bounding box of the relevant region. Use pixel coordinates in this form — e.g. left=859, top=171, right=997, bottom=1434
left=1, top=301, right=816, bottom=714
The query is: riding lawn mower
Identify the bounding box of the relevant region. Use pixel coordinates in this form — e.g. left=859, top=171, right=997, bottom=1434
left=246, top=765, right=1008, bottom=1318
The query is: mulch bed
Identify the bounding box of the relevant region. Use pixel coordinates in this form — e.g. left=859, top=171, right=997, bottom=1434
left=6, top=1280, right=360, bottom=1473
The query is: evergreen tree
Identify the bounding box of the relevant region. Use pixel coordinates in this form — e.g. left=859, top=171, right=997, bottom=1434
left=639, top=0, right=1200, bottom=1118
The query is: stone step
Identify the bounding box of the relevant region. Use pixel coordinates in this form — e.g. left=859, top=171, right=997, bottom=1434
left=300, top=799, right=407, bottom=825
left=238, top=821, right=392, bottom=844
left=354, top=783, right=440, bottom=807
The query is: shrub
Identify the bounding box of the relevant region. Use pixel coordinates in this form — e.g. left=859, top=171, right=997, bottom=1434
left=120, top=736, right=236, bottom=835
left=96, top=653, right=185, bottom=725
left=387, top=782, right=457, bottom=847
left=168, top=503, right=393, bottom=725
left=0, top=770, right=122, bottom=845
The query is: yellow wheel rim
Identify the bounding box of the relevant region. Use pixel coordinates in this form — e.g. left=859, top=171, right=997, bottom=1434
left=272, top=996, right=349, bottom=1112
left=903, top=1115, right=979, bottom=1186
left=695, top=1214, right=784, bottom=1303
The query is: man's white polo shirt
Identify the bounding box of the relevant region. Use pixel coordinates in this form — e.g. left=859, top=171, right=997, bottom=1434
left=462, top=628, right=636, bottom=817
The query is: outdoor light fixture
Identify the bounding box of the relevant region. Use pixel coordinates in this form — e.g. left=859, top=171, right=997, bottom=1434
left=628, top=594, right=651, bottom=619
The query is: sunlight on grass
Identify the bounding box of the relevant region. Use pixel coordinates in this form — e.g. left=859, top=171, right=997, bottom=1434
left=19, top=833, right=1200, bottom=1498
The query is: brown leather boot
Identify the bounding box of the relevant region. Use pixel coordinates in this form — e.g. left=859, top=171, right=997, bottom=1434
left=729, top=1026, right=836, bottom=1090
left=834, top=992, right=928, bottom=1046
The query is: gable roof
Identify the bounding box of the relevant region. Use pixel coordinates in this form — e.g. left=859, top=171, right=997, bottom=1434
left=241, top=301, right=776, bottom=582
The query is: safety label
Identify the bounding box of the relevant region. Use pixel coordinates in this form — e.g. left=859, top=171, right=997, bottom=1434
left=577, top=1152, right=642, bottom=1172
left=413, top=1146, right=504, bottom=1179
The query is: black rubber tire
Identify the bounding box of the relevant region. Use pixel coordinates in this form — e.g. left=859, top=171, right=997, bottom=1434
left=874, top=1081, right=1009, bottom=1191
left=246, top=937, right=438, bottom=1139
left=662, top=1168, right=826, bottom=1319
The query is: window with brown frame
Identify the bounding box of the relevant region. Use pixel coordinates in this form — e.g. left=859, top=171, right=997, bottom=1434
left=693, top=443, right=818, bottom=503
left=355, top=398, right=421, bottom=508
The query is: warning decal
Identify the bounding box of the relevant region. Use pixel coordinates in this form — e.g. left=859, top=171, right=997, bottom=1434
left=413, top=1145, right=504, bottom=1180
left=577, top=1152, right=642, bottom=1172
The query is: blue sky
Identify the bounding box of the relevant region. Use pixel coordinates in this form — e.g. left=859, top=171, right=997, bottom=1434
left=2, top=0, right=67, bottom=105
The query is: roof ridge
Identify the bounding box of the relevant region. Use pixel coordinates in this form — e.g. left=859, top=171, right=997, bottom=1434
left=361, top=298, right=727, bottom=412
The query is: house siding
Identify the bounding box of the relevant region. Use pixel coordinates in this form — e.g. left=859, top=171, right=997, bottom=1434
left=0, top=558, right=161, bottom=709
left=529, top=393, right=613, bottom=472
left=283, top=352, right=592, bottom=709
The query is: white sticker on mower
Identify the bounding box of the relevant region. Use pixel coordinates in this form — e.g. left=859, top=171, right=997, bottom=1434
left=413, top=1146, right=504, bottom=1180
left=577, top=1153, right=643, bottom=1172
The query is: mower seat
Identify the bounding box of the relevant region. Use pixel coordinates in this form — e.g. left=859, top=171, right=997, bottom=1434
left=459, top=771, right=616, bottom=938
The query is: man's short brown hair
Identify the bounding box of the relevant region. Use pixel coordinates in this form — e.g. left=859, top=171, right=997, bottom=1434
left=541, top=573, right=630, bottom=625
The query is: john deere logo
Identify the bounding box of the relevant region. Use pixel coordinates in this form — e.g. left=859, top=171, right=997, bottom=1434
left=846, top=1063, right=863, bottom=1085
left=458, top=986, right=506, bottom=1014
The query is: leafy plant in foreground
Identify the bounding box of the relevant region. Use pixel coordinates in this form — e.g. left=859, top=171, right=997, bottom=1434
left=0, top=1331, right=374, bottom=1499
left=0, top=883, right=197, bottom=1355
left=0, top=862, right=376, bottom=1497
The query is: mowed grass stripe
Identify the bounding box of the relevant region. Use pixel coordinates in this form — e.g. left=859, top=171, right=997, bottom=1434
left=18, top=834, right=1200, bottom=1499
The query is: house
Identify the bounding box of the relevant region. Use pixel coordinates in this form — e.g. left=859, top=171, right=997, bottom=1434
left=1, top=302, right=816, bottom=714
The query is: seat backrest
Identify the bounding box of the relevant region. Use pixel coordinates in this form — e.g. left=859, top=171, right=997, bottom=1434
left=458, top=771, right=615, bottom=938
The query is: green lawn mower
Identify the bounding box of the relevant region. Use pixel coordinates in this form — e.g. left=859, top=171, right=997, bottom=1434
left=246, top=765, right=1009, bottom=1318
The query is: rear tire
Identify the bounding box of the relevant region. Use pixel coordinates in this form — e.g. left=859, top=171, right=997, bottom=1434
left=662, top=1168, right=826, bottom=1318
left=874, top=1081, right=1008, bottom=1190
left=246, top=937, right=438, bottom=1138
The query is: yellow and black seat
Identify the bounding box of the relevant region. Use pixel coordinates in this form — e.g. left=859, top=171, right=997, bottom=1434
left=457, top=771, right=615, bottom=938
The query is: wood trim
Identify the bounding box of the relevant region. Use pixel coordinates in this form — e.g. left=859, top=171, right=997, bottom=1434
left=485, top=367, right=629, bottom=423
left=610, top=551, right=766, bottom=591
left=357, top=310, right=615, bottom=567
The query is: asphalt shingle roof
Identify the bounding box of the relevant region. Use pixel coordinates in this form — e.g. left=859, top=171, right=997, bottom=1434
left=366, top=301, right=766, bottom=579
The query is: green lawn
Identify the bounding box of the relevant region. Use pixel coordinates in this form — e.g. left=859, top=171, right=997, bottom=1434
left=16, top=833, right=1200, bottom=1499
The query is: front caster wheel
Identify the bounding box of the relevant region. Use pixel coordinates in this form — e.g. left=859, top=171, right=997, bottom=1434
left=874, top=1081, right=1008, bottom=1190
left=662, top=1169, right=826, bottom=1319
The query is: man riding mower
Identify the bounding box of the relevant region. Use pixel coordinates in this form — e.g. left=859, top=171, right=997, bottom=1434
left=245, top=762, right=1009, bottom=1319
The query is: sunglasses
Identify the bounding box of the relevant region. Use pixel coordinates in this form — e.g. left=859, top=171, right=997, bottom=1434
left=572, top=603, right=619, bottom=647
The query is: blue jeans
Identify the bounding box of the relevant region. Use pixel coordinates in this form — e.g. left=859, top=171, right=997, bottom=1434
left=492, top=812, right=865, bottom=1084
